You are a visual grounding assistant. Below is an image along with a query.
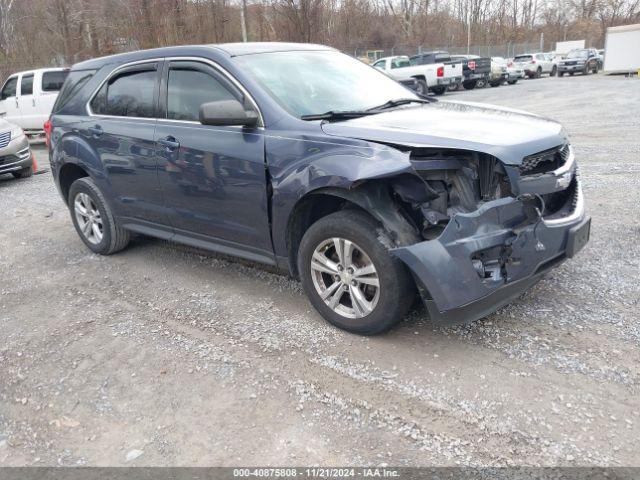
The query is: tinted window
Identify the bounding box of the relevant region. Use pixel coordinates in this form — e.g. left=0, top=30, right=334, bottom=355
left=42, top=70, right=69, bottom=92
left=391, top=58, right=410, bottom=69
left=21, top=74, right=34, bottom=95
left=514, top=55, right=533, bottom=62
left=91, top=69, right=157, bottom=118
left=53, top=69, right=96, bottom=113
left=167, top=66, right=237, bottom=122
left=435, top=54, right=450, bottom=62
left=0, top=77, right=17, bottom=100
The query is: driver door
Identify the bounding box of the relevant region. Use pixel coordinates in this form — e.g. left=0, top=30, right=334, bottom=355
left=154, top=59, right=272, bottom=261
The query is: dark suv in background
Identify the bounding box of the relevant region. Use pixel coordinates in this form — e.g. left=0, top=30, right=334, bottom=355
left=557, top=49, right=600, bottom=76
left=49, top=43, right=589, bottom=335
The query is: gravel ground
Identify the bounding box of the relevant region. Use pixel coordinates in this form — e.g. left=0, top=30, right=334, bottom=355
left=0, top=73, right=639, bottom=467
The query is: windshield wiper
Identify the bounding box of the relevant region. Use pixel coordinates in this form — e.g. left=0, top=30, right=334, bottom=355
left=366, top=97, right=433, bottom=112
left=301, top=110, right=377, bottom=121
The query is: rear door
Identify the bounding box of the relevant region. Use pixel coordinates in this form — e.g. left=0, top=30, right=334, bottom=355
left=0, top=75, right=21, bottom=125
left=83, top=61, right=166, bottom=225
left=17, top=72, right=41, bottom=130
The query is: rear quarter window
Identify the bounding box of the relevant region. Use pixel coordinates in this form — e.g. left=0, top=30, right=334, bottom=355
left=52, top=69, right=97, bottom=114
left=42, top=70, right=69, bottom=92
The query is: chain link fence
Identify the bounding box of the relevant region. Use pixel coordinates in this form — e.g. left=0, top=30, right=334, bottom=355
left=352, top=42, right=541, bottom=62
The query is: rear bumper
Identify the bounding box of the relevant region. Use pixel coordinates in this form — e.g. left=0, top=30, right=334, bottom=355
left=392, top=183, right=589, bottom=324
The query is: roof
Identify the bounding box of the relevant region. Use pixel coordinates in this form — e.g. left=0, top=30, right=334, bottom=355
left=72, top=42, right=335, bottom=70
left=213, top=42, right=334, bottom=56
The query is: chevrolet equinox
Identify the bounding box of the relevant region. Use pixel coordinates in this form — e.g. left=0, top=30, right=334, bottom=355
left=48, top=43, right=590, bottom=334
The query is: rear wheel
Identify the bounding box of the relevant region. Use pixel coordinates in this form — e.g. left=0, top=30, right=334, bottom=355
left=462, top=80, right=477, bottom=90
left=12, top=166, right=33, bottom=179
left=476, top=78, right=487, bottom=88
left=431, top=86, right=446, bottom=96
left=507, top=79, right=517, bottom=85
left=68, top=177, right=130, bottom=255
left=536, top=67, right=542, bottom=78
left=297, top=210, right=415, bottom=335
left=551, top=65, right=557, bottom=76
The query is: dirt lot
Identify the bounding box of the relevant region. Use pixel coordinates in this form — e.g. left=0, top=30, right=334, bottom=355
left=1, top=73, right=639, bottom=467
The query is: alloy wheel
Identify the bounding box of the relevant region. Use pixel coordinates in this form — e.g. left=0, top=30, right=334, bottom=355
left=310, top=237, right=380, bottom=319
left=74, top=192, right=103, bottom=245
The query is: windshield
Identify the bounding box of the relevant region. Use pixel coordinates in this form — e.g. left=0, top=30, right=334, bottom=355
left=567, top=50, right=588, bottom=59
left=234, top=50, right=418, bottom=118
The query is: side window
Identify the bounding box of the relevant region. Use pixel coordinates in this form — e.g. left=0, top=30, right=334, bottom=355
left=91, top=67, right=157, bottom=118
left=21, top=74, right=34, bottom=96
left=166, top=64, right=238, bottom=122
left=0, top=77, right=18, bottom=100
left=373, top=60, right=385, bottom=69
left=42, top=71, right=69, bottom=92
left=52, top=69, right=96, bottom=113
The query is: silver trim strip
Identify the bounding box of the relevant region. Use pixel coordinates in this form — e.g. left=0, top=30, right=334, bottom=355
left=85, top=56, right=264, bottom=128
left=543, top=178, right=585, bottom=226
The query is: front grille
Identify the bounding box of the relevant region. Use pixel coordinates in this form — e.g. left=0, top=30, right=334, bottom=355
left=520, top=144, right=569, bottom=176
left=0, top=131, right=10, bottom=148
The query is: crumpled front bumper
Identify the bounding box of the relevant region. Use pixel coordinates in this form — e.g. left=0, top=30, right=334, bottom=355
left=392, top=182, right=589, bottom=324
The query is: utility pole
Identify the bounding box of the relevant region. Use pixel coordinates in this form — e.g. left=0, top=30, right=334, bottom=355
left=540, top=32, right=544, bottom=51
left=466, top=8, right=471, bottom=54
left=240, top=0, right=248, bottom=42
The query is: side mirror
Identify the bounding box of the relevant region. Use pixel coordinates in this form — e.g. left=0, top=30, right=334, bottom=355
left=199, top=99, right=258, bottom=127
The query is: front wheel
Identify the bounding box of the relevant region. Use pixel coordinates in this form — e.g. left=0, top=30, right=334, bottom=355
left=551, top=65, right=557, bottom=76
left=415, top=79, right=428, bottom=96
left=68, top=177, right=130, bottom=255
left=297, top=210, right=415, bottom=335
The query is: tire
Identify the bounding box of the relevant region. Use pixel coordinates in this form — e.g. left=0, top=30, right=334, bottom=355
left=431, top=86, right=446, bottom=96
left=297, top=210, right=415, bottom=335
left=68, top=177, right=130, bottom=255
left=551, top=65, right=557, bottom=76
left=507, top=79, right=517, bottom=85
left=489, top=81, right=501, bottom=87
left=558, top=71, right=564, bottom=77
left=476, top=78, right=487, bottom=88
left=536, top=67, right=542, bottom=78
left=592, top=64, right=598, bottom=74
left=569, top=72, right=574, bottom=76
left=583, top=65, right=589, bottom=75
left=415, top=79, right=428, bottom=96
left=12, top=166, right=33, bottom=179
left=462, top=80, right=477, bottom=90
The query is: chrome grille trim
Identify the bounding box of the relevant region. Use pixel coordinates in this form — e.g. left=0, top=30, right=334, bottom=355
left=520, top=144, right=572, bottom=176
left=0, top=131, right=10, bottom=148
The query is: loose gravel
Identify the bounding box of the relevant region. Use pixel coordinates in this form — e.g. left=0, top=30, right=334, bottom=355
left=0, top=73, right=638, bottom=467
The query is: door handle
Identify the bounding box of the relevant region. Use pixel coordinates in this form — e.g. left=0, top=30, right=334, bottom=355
left=88, top=125, right=103, bottom=137
left=158, top=136, right=180, bottom=150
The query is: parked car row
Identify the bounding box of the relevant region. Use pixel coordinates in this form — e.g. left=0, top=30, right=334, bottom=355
left=371, top=48, right=602, bottom=96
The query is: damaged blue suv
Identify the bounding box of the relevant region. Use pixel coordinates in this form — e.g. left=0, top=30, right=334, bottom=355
left=49, top=43, right=590, bottom=334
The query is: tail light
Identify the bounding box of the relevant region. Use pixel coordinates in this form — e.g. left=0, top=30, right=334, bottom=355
left=507, top=61, right=513, bottom=67
left=437, top=66, right=444, bottom=77
left=468, top=60, right=476, bottom=70
left=531, top=60, right=536, bottom=64
left=44, top=119, right=52, bottom=149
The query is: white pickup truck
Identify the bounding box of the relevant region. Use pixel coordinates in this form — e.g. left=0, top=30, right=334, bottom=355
left=0, top=68, right=69, bottom=136
left=372, top=56, right=453, bottom=96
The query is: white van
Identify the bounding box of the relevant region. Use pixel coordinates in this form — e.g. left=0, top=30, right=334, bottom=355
left=0, top=68, right=69, bottom=135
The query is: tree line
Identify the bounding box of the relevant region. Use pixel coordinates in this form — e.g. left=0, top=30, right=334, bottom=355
left=1, top=0, right=639, bottom=79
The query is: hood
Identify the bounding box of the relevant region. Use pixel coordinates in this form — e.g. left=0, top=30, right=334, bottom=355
left=321, top=100, right=568, bottom=165
left=0, top=118, right=12, bottom=133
